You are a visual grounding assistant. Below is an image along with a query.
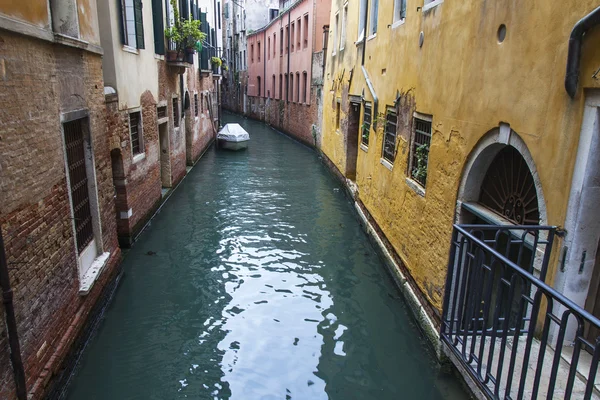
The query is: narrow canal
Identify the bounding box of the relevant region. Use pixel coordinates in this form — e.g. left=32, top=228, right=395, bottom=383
left=66, top=113, right=468, bottom=399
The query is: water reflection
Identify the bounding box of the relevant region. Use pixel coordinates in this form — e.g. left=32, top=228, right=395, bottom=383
left=66, top=113, right=468, bottom=400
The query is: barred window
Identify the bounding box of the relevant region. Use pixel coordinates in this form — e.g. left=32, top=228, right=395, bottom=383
left=194, top=93, right=199, bottom=117
left=361, top=102, right=372, bottom=146
left=410, top=117, right=432, bottom=186
left=382, top=107, right=397, bottom=163
left=129, top=111, right=143, bottom=155
left=157, top=105, right=167, bottom=119
left=173, top=98, right=179, bottom=127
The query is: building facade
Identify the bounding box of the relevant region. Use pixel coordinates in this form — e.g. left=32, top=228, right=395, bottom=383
left=0, top=1, right=122, bottom=398
left=99, top=0, right=220, bottom=246
left=321, top=0, right=600, bottom=395
left=221, top=0, right=279, bottom=113
left=229, top=0, right=330, bottom=146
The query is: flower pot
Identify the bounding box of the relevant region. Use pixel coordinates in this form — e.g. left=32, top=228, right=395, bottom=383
left=166, top=50, right=178, bottom=62
left=184, top=48, right=195, bottom=64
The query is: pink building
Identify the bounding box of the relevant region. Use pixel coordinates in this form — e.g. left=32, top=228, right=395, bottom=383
left=244, top=0, right=331, bottom=145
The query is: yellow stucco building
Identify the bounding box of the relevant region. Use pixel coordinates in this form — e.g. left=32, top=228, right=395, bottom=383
left=322, top=0, right=600, bottom=334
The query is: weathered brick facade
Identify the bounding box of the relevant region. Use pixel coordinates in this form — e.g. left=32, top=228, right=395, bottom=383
left=107, top=91, right=162, bottom=246
left=0, top=32, right=121, bottom=399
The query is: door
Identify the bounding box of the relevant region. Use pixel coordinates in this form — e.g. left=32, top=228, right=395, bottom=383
left=345, top=101, right=360, bottom=180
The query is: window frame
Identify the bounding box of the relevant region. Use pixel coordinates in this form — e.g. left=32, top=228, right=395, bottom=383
left=332, top=11, right=339, bottom=56
left=173, top=97, right=180, bottom=128
left=392, top=0, right=407, bottom=28
left=423, top=0, right=443, bottom=12
left=128, top=108, right=144, bottom=157
left=340, top=3, right=348, bottom=51
left=381, top=106, right=397, bottom=165
left=194, top=93, right=199, bottom=117
left=120, top=0, right=145, bottom=50
left=361, top=101, right=372, bottom=147
left=408, top=112, right=433, bottom=188
left=368, top=0, right=378, bottom=38
left=357, top=0, right=367, bottom=43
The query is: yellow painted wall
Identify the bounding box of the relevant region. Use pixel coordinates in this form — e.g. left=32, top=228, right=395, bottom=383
left=78, top=0, right=101, bottom=45
left=321, top=0, right=600, bottom=312
left=1, top=0, right=49, bottom=28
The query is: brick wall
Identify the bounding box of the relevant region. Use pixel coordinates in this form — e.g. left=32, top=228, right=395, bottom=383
left=157, top=62, right=187, bottom=187
left=185, top=70, right=217, bottom=165
left=106, top=90, right=162, bottom=246
left=0, top=32, right=120, bottom=399
left=244, top=87, right=321, bottom=147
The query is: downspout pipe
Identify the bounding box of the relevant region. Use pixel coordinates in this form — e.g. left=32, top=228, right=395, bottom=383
left=565, top=5, right=600, bottom=98
left=0, top=229, right=27, bottom=400
left=360, top=0, right=378, bottom=127
left=287, top=11, right=291, bottom=103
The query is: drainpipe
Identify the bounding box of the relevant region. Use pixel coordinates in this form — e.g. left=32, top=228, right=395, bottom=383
left=360, top=0, right=378, bottom=127
left=0, top=229, right=27, bottom=400
left=263, top=29, right=267, bottom=98
left=565, top=5, right=600, bottom=98
left=287, top=11, right=291, bottom=103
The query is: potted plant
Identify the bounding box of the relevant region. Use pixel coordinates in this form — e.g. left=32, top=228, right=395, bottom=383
left=164, top=0, right=206, bottom=63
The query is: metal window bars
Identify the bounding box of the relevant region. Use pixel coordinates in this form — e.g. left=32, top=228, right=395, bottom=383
left=361, top=102, right=372, bottom=146
left=411, top=117, right=431, bottom=186
left=63, top=119, right=94, bottom=254
left=129, top=112, right=142, bottom=155
left=383, top=108, right=397, bottom=163
left=442, top=224, right=600, bottom=399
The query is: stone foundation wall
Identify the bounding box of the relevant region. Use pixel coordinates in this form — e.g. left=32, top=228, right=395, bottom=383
left=0, top=32, right=121, bottom=400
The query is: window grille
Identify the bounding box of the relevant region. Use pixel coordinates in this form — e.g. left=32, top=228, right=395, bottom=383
left=129, top=111, right=142, bottom=155
left=63, top=119, right=94, bottom=254
left=382, top=108, right=397, bottom=163
left=194, top=94, right=199, bottom=116
left=173, top=98, right=180, bottom=127
left=411, top=117, right=432, bottom=186
left=157, top=105, right=167, bottom=119
left=361, top=102, right=372, bottom=146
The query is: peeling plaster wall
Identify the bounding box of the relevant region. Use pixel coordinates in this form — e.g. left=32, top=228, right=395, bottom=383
left=321, top=0, right=600, bottom=315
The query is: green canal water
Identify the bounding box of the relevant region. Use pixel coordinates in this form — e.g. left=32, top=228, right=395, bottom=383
left=66, top=113, right=469, bottom=399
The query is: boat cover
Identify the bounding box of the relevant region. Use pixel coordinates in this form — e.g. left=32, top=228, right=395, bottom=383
left=217, top=123, right=250, bottom=142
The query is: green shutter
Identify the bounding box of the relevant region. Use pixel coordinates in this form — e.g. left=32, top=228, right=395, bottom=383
left=152, top=0, right=165, bottom=54
left=134, top=0, right=145, bottom=49
left=117, top=0, right=126, bottom=44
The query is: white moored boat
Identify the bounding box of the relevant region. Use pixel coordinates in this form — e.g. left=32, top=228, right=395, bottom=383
left=217, top=123, right=250, bottom=151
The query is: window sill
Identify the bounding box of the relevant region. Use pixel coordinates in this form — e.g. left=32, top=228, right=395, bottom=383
left=391, top=19, right=406, bottom=29
left=132, top=152, right=146, bottom=164
left=380, top=158, right=393, bottom=171
left=339, top=46, right=345, bottom=52
left=157, top=116, right=169, bottom=125
left=423, top=0, right=443, bottom=12
left=122, top=45, right=139, bottom=55
left=367, top=33, right=377, bottom=41
left=360, top=143, right=369, bottom=152
left=154, top=54, right=165, bottom=60
left=79, top=252, right=110, bottom=296
left=332, top=51, right=336, bottom=57
left=405, top=177, right=425, bottom=197
left=355, top=37, right=365, bottom=46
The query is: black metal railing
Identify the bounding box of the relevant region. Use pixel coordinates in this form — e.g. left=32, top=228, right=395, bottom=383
left=442, top=224, right=600, bottom=399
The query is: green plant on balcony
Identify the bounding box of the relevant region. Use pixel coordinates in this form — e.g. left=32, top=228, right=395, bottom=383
left=164, top=0, right=206, bottom=61
left=211, top=57, right=222, bottom=67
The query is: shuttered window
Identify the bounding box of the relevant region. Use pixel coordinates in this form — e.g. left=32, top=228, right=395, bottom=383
left=152, top=0, right=165, bottom=54
left=120, top=0, right=145, bottom=49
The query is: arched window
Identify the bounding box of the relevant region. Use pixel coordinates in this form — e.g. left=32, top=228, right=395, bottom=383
left=479, top=146, right=540, bottom=225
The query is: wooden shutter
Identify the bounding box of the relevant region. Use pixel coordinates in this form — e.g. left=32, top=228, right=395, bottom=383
left=118, top=0, right=126, bottom=44
left=152, top=0, right=165, bottom=54
left=134, top=0, right=145, bottom=49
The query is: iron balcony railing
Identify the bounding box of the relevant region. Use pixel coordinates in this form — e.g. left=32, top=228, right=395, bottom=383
left=442, top=224, right=600, bottom=399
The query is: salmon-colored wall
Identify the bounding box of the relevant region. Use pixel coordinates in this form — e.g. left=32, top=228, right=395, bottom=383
left=1, top=0, right=49, bottom=28
left=247, top=0, right=316, bottom=105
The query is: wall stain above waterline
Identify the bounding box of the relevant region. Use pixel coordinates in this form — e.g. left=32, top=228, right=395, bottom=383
left=66, top=114, right=469, bottom=400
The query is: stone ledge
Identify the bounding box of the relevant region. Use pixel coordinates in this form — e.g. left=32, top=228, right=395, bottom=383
left=79, top=252, right=110, bottom=296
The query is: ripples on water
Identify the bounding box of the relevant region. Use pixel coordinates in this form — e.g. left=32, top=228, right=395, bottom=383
left=66, top=113, right=468, bottom=400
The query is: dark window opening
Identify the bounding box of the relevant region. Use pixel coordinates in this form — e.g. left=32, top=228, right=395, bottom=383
left=173, top=98, right=180, bottom=127
left=410, top=117, right=431, bottom=186
left=382, top=107, right=397, bottom=163
left=64, top=118, right=94, bottom=253
left=361, top=102, right=372, bottom=146
left=194, top=93, right=199, bottom=116
left=157, top=105, right=167, bottom=119
left=129, top=111, right=143, bottom=155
